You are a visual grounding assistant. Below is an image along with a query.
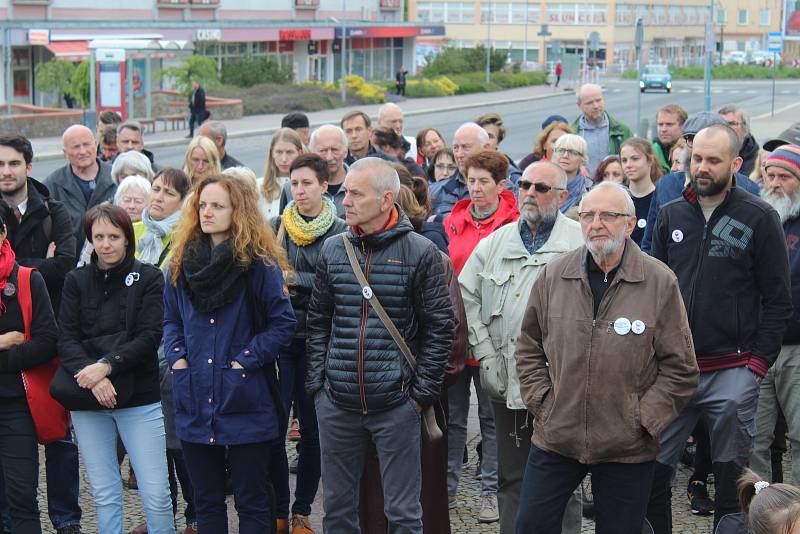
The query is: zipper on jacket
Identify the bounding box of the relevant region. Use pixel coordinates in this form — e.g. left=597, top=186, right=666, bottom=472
left=686, top=219, right=709, bottom=328
left=358, top=244, right=373, bottom=415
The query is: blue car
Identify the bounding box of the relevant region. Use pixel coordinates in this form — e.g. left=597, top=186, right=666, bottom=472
left=640, top=64, right=672, bottom=93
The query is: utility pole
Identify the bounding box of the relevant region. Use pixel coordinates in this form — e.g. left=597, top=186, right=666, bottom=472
left=523, top=2, right=528, bottom=69
left=635, top=19, right=644, bottom=136
left=703, top=0, right=714, bottom=111
left=341, top=0, right=347, bottom=105
left=485, top=0, right=491, bottom=84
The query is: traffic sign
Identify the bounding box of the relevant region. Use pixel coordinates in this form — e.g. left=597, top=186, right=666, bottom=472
left=768, top=32, right=783, bottom=53
left=589, top=32, right=600, bottom=51
left=634, top=18, right=644, bottom=52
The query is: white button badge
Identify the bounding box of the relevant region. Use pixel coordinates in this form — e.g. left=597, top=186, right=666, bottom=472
left=631, top=320, right=646, bottom=335
left=672, top=229, right=684, bottom=243
left=637, top=218, right=647, bottom=229
left=362, top=286, right=373, bottom=300
left=614, top=317, right=632, bottom=336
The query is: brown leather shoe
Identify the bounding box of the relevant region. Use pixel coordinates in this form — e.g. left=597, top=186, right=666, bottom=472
left=130, top=523, right=147, bottom=534
left=276, top=518, right=289, bottom=534
left=291, top=515, right=315, bottom=534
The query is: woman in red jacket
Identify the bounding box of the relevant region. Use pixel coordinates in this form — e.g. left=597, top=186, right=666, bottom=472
left=444, top=150, right=520, bottom=275
left=442, top=149, right=519, bottom=524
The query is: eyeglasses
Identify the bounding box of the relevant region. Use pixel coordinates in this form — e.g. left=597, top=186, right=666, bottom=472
left=434, top=163, right=457, bottom=172
left=554, top=147, right=583, bottom=158
left=519, top=180, right=565, bottom=194
left=577, top=211, right=631, bottom=224
left=683, top=134, right=695, bottom=144
left=727, top=121, right=743, bottom=128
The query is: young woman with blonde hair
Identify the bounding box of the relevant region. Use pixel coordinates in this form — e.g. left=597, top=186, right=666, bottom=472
left=183, top=136, right=221, bottom=184
left=259, top=128, right=305, bottom=219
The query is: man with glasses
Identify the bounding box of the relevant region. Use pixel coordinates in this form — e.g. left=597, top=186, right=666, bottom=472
left=645, top=125, right=792, bottom=533
left=460, top=161, right=584, bottom=534
left=514, top=181, right=698, bottom=534
left=640, top=112, right=760, bottom=253
left=718, top=104, right=759, bottom=177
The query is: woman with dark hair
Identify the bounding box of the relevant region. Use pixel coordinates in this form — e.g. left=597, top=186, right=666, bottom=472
left=593, top=156, right=626, bottom=185
left=58, top=204, right=173, bottom=533
left=427, top=148, right=457, bottom=183
left=415, top=127, right=446, bottom=169
left=135, top=168, right=192, bottom=269
left=0, top=210, right=58, bottom=534
left=272, top=153, right=346, bottom=533
left=164, top=174, right=296, bottom=533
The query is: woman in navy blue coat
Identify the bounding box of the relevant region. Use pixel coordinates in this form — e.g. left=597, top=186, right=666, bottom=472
left=163, top=173, right=296, bottom=534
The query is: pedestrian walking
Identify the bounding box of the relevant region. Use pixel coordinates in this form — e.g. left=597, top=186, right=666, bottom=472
left=515, top=181, right=699, bottom=534
left=395, top=67, right=407, bottom=96
left=555, top=61, right=563, bottom=87
left=187, top=80, right=206, bottom=138
left=164, top=174, right=296, bottom=534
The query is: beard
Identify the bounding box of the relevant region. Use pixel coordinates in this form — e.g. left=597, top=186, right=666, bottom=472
left=520, top=198, right=559, bottom=227
left=761, top=186, right=800, bottom=224
left=689, top=168, right=729, bottom=198
left=585, top=226, right=627, bottom=258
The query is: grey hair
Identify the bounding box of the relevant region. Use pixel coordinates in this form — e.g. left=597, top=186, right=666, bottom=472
left=717, top=104, right=749, bottom=133
left=581, top=181, right=635, bottom=215
left=454, top=122, right=490, bottom=146
left=202, top=120, right=228, bottom=144
left=110, top=150, right=154, bottom=183
left=114, top=175, right=151, bottom=205
left=377, top=102, right=402, bottom=122
left=222, top=165, right=258, bottom=189
left=117, top=120, right=142, bottom=137
left=309, top=125, right=347, bottom=152
left=350, top=157, right=400, bottom=197
left=524, top=160, right=568, bottom=189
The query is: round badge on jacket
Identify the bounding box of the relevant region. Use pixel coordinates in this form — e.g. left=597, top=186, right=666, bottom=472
left=672, top=229, right=684, bottom=243
left=362, top=286, right=373, bottom=300
left=3, top=283, right=15, bottom=297
left=614, top=317, right=632, bottom=335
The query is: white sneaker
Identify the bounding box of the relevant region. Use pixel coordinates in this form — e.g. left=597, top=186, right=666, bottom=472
left=478, top=494, right=499, bottom=523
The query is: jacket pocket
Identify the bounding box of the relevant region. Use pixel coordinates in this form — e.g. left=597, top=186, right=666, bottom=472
left=170, top=368, right=195, bottom=416
left=629, top=393, right=642, bottom=439
left=478, top=271, right=511, bottom=350
left=219, top=368, right=269, bottom=414
left=480, top=356, right=507, bottom=402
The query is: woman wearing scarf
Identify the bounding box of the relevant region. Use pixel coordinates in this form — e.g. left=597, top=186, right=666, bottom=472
left=134, top=169, right=191, bottom=269
left=0, top=212, right=58, bottom=534
left=164, top=174, right=296, bottom=533
left=271, top=153, right=346, bottom=534
left=58, top=204, right=173, bottom=533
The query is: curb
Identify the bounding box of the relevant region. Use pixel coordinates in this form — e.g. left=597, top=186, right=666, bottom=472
left=32, top=87, right=566, bottom=163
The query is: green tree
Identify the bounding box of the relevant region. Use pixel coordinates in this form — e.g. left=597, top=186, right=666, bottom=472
left=34, top=59, right=76, bottom=107
left=69, top=61, right=91, bottom=108
left=221, top=56, right=293, bottom=87
left=159, top=55, right=220, bottom=94
left=422, top=45, right=508, bottom=77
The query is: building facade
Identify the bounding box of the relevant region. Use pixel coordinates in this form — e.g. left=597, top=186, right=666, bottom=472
left=1, top=0, right=443, bottom=105
left=715, top=0, right=782, bottom=53
left=409, top=0, right=716, bottom=72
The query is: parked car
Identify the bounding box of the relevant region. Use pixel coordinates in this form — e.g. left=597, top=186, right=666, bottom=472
left=639, top=64, right=672, bottom=93
left=751, top=50, right=782, bottom=66
left=723, top=51, right=747, bottom=65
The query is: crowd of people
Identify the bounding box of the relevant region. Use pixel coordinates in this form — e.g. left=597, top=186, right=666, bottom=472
left=0, top=79, right=799, bottom=534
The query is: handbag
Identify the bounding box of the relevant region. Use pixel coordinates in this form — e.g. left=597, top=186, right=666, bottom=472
left=341, top=234, right=446, bottom=442
left=18, top=267, right=70, bottom=444
left=49, top=261, right=144, bottom=411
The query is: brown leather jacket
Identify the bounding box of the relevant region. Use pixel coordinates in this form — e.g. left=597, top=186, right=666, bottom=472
left=515, top=239, right=699, bottom=464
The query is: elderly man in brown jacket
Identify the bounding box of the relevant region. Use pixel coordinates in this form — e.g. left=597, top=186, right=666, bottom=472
left=514, top=181, right=699, bottom=534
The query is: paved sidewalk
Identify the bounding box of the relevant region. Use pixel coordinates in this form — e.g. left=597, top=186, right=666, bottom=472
left=30, top=83, right=568, bottom=162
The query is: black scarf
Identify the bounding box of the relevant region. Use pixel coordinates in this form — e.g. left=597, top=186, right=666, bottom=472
left=181, top=237, right=248, bottom=313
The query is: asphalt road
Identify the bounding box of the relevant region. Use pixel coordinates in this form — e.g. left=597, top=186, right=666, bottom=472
left=30, top=78, right=800, bottom=179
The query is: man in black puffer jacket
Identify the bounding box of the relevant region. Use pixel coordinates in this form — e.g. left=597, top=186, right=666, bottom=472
left=306, top=157, right=454, bottom=533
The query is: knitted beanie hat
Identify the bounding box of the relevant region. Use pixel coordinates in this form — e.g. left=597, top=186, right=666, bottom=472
left=765, top=144, right=800, bottom=181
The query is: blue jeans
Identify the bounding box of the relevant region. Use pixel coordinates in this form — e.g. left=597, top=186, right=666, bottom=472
left=279, top=341, right=321, bottom=516
left=516, top=445, right=655, bottom=534
left=181, top=440, right=272, bottom=534
left=71, top=402, right=174, bottom=534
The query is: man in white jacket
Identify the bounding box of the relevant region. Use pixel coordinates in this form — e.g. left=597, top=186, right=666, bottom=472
left=459, top=161, right=584, bottom=533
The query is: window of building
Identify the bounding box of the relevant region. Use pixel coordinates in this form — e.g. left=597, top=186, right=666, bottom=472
left=417, top=2, right=474, bottom=23
left=684, top=6, right=696, bottom=25
left=738, top=8, right=748, bottom=25
left=716, top=8, right=726, bottom=24
left=653, top=6, right=667, bottom=25
left=668, top=6, right=682, bottom=25
left=635, top=4, right=650, bottom=25
left=616, top=4, right=634, bottom=26
left=759, top=8, right=770, bottom=25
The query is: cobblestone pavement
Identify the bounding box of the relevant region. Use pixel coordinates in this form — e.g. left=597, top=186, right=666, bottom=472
left=35, top=431, right=790, bottom=533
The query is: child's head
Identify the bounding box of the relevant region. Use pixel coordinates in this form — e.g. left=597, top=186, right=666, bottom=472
left=739, top=469, right=800, bottom=534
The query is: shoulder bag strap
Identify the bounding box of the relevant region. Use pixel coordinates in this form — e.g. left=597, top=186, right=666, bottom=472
left=276, top=222, right=286, bottom=248
left=340, top=234, right=416, bottom=371
left=18, top=267, right=33, bottom=342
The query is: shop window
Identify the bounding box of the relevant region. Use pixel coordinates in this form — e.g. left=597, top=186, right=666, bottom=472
left=295, top=0, right=319, bottom=9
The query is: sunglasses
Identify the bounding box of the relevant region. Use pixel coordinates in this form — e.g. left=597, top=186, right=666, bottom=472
left=519, top=181, right=565, bottom=193
left=683, top=134, right=695, bottom=144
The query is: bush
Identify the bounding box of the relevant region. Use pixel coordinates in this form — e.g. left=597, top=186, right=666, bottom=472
left=446, top=71, right=546, bottom=94
left=345, top=75, right=386, bottom=104
left=405, top=76, right=459, bottom=97
left=35, top=60, right=76, bottom=107
left=422, top=45, right=508, bottom=77
left=221, top=56, right=293, bottom=87
left=212, top=82, right=370, bottom=116
left=70, top=61, right=90, bottom=107
left=159, top=55, right=220, bottom=94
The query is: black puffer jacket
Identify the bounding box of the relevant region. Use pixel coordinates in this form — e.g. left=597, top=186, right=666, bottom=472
left=58, top=253, right=164, bottom=408
left=305, top=208, right=455, bottom=413
left=272, top=214, right=348, bottom=341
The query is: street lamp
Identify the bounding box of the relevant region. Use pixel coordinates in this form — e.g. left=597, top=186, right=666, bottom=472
left=329, top=7, right=347, bottom=104
left=703, top=0, right=714, bottom=111
left=523, top=2, right=529, bottom=70
left=485, top=0, right=492, bottom=84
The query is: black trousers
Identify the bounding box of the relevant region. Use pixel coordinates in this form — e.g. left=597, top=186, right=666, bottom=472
left=0, top=398, right=41, bottom=534
left=516, top=444, right=654, bottom=534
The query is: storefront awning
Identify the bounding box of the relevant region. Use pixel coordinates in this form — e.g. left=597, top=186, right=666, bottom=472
left=45, top=41, right=90, bottom=61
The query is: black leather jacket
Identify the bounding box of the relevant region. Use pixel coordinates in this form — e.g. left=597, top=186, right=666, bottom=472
left=305, top=208, right=455, bottom=413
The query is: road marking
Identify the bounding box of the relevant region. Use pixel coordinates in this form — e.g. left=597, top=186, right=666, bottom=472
left=745, top=90, right=757, bottom=94
left=781, top=90, right=791, bottom=94
left=752, top=100, right=800, bottom=119
left=729, top=90, right=740, bottom=94
left=679, top=89, right=691, bottom=93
